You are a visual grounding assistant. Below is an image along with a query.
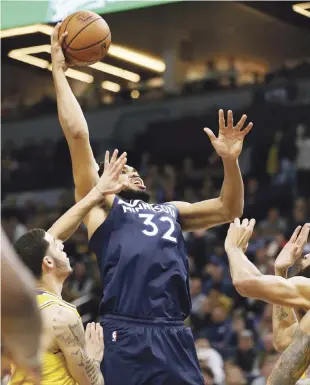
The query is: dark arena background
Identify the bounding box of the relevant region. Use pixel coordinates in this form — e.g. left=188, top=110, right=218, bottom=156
left=1, top=1, right=310, bottom=384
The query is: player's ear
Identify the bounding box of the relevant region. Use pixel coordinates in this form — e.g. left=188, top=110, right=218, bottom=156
left=42, top=256, right=54, bottom=270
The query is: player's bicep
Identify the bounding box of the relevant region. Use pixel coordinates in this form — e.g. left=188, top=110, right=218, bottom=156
left=50, top=306, right=91, bottom=385
left=68, top=136, right=99, bottom=200
left=236, top=276, right=310, bottom=309
left=171, top=199, right=231, bottom=231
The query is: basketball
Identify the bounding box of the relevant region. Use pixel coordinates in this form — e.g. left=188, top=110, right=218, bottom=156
left=59, top=11, right=111, bottom=66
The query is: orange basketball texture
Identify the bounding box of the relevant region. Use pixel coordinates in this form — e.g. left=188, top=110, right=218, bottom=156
left=59, top=11, right=111, bottom=66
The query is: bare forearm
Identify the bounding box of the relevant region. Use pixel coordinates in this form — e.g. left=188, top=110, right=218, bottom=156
left=272, top=269, right=298, bottom=351
left=220, top=159, right=244, bottom=218
left=52, top=65, right=88, bottom=137
left=267, top=327, right=310, bottom=385
left=84, top=354, right=104, bottom=385
left=48, top=187, right=102, bottom=241
left=226, top=247, right=262, bottom=282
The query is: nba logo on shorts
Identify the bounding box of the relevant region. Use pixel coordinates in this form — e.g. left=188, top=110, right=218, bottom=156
left=112, top=331, right=117, bottom=342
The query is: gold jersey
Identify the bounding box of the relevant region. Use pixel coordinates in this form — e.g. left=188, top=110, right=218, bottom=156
left=9, top=291, right=79, bottom=385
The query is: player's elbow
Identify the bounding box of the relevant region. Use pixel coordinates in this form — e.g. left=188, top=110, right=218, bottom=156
left=220, top=203, right=243, bottom=223
left=232, top=278, right=253, bottom=297
left=273, top=337, right=288, bottom=353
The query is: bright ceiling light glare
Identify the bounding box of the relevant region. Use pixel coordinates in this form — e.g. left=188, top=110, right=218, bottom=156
left=8, top=50, right=50, bottom=69
left=91, top=62, right=140, bottom=82
left=292, top=2, right=310, bottom=17
left=9, top=46, right=93, bottom=83
left=0, top=24, right=53, bottom=39
left=101, top=81, right=121, bottom=92
left=131, top=90, right=140, bottom=99
left=109, top=45, right=166, bottom=73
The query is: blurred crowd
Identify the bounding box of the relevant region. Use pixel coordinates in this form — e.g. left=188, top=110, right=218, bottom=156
left=2, top=58, right=309, bottom=123
left=2, top=139, right=310, bottom=384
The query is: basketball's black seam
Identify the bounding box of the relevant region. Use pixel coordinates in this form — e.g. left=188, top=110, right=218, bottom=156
left=66, top=17, right=102, bottom=49
left=61, top=12, right=79, bottom=55
left=68, top=32, right=111, bottom=51
left=65, top=50, right=98, bottom=65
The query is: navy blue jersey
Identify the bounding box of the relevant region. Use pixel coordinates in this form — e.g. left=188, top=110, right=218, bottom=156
left=89, top=196, right=191, bottom=320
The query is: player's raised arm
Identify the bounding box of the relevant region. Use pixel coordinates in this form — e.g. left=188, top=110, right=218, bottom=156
left=171, top=110, right=253, bottom=231
left=48, top=151, right=127, bottom=241
left=272, top=224, right=309, bottom=352
left=46, top=304, right=104, bottom=385
left=51, top=22, right=98, bottom=200
left=224, top=219, right=310, bottom=310
left=267, top=311, right=310, bottom=385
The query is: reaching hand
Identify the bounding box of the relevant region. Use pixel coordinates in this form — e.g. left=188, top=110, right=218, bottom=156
left=225, top=218, right=256, bottom=252
left=204, top=110, right=253, bottom=160
left=85, top=322, right=104, bottom=364
left=96, top=150, right=128, bottom=195
left=274, top=224, right=310, bottom=275
left=51, top=22, right=69, bottom=71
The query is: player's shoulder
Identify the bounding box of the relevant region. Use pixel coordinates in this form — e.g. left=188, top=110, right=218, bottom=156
left=41, top=301, right=80, bottom=330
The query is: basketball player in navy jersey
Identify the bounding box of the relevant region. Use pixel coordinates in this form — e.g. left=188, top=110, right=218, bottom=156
left=51, top=23, right=253, bottom=385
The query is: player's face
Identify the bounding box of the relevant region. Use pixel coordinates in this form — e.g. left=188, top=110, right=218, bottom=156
left=297, top=253, right=310, bottom=278
left=44, top=232, right=72, bottom=275
left=119, top=165, right=146, bottom=192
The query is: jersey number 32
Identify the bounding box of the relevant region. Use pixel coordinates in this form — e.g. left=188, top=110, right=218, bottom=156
left=139, top=214, right=177, bottom=243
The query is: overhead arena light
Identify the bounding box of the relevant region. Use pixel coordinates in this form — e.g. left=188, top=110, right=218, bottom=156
left=108, top=45, right=166, bottom=73
left=101, top=81, right=121, bottom=93
left=91, top=62, right=140, bottom=83
left=0, top=24, right=54, bottom=38
left=8, top=46, right=94, bottom=83
left=1, top=24, right=165, bottom=72
left=7, top=44, right=138, bottom=84
left=292, top=2, right=310, bottom=17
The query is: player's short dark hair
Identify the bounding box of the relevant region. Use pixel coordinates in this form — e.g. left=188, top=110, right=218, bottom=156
left=14, top=228, right=49, bottom=279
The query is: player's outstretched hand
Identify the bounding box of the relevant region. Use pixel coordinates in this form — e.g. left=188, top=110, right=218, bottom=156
left=275, top=223, right=310, bottom=275
left=96, top=150, right=128, bottom=195
left=85, top=322, right=104, bottom=364
left=51, top=22, right=69, bottom=72
left=204, top=109, right=253, bottom=160
left=225, top=218, right=256, bottom=252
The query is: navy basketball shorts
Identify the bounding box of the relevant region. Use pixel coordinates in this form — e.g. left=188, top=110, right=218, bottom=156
left=101, top=315, right=204, bottom=385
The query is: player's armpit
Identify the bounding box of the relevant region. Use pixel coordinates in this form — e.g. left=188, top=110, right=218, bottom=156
left=267, top=312, right=310, bottom=385
left=49, top=305, right=104, bottom=385
left=235, top=275, right=310, bottom=310
left=171, top=198, right=234, bottom=231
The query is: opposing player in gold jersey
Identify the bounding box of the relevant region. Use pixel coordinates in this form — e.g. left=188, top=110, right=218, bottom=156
left=9, top=150, right=127, bottom=385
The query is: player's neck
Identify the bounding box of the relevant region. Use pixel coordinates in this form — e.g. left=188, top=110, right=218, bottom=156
left=118, top=189, right=150, bottom=202
left=37, top=275, right=64, bottom=298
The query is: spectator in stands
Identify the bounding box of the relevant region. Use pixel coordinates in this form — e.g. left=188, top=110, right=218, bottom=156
left=190, top=276, right=207, bottom=316
left=195, top=338, right=225, bottom=385
left=256, top=333, right=277, bottom=369
left=225, top=364, right=247, bottom=385
left=234, top=330, right=257, bottom=374
left=258, top=208, right=287, bottom=240
left=251, top=355, right=279, bottom=385
left=63, top=262, right=93, bottom=302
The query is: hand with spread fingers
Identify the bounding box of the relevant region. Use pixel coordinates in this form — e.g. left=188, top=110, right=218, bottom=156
left=204, top=110, right=253, bottom=160
left=225, top=218, right=256, bottom=252
left=275, top=223, right=310, bottom=276
left=96, top=149, right=128, bottom=195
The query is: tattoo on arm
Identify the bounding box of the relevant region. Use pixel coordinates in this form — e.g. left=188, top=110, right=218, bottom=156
left=53, top=308, right=103, bottom=385
left=268, top=327, right=310, bottom=385
left=276, top=306, right=289, bottom=321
